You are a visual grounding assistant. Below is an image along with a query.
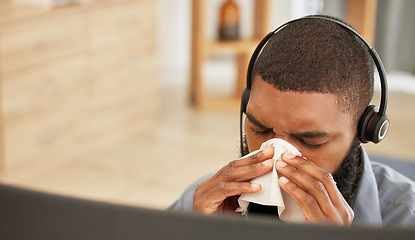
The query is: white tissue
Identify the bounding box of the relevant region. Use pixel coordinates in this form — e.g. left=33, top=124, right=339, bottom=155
left=237, top=138, right=306, bottom=223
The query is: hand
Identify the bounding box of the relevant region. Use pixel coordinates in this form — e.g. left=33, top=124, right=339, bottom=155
left=193, top=147, right=274, bottom=215
left=275, top=152, right=354, bottom=225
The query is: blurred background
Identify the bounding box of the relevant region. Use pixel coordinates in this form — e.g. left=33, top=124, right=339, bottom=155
left=0, top=0, right=414, bottom=210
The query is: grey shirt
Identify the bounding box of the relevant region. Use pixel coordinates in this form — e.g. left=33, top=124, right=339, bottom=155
left=169, top=148, right=415, bottom=227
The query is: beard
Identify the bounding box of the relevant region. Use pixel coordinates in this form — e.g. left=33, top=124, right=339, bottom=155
left=240, top=134, right=363, bottom=206
left=331, top=139, right=363, bottom=205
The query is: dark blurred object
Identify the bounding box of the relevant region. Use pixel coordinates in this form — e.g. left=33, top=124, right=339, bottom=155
left=218, top=0, right=240, bottom=40
left=246, top=202, right=280, bottom=219
left=1, top=184, right=415, bottom=240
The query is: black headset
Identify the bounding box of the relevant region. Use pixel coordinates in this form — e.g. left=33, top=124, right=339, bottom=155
left=240, top=16, right=390, bottom=149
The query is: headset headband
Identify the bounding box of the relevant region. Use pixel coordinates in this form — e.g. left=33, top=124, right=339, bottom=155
left=245, top=16, right=388, bottom=116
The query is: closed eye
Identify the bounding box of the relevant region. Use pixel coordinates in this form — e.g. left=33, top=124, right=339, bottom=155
left=246, top=113, right=273, bottom=136
left=297, top=138, right=325, bottom=149
left=250, top=126, right=272, bottom=136
left=291, top=131, right=329, bottom=149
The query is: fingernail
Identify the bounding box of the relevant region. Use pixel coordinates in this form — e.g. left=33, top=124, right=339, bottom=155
left=262, top=147, right=273, bottom=155
left=262, top=159, right=274, bottom=166
left=276, top=160, right=287, bottom=167
left=280, top=177, right=289, bottom=184
left=251, top=183, right=261, bottom=190
left=283, top=152, right=296, bottom=159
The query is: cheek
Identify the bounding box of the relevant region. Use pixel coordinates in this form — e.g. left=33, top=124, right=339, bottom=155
left=299, top=125, right=356, bottom=174
left=302, top=142, right=351, bottom=174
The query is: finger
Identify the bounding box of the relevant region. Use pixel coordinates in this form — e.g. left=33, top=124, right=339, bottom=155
left=216, top=158, right=274, bottom=182
left=277, top=157, right=354, bottom=225
left=234, top=146, right=275, bottom=167
left=231, top=159, right=274, bottom=181
left=195, top=156, right=272, bottom=196
left=276, top=162, right=341, bottom=223
left=281, top=153, right=343, bottom=207
left=276, top=158, right=333, bottom=204
left=208, top=147, right=274, bottom=184
left=194, top=182, right=261, bottom=214
left=278, top=176, right=329, bottom=223
left=281, top=153, right=335, bottom=185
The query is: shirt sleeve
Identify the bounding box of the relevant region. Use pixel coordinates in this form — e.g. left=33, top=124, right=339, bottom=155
left=167, top=172, right=217, bottom=212
left=372, top=162, right=415, bottom=226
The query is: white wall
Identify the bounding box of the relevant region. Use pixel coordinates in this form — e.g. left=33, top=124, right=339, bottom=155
left=157, top=0, right=191, bottom=85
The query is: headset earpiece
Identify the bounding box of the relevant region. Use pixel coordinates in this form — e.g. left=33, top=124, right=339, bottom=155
left=358, top=105, right=390, bottom=143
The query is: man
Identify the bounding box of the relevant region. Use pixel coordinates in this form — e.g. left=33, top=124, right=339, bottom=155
left=169, top=16, right=415, bottom=226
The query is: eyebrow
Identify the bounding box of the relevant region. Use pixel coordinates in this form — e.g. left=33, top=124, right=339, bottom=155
left=246, top=113, right=272, bottom=130
left=291, top=131, right=329, bottom=139
left=246, top=112, right=329, bottom=139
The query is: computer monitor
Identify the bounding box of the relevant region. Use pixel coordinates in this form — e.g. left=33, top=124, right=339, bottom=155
left=0, top=184, right=414, bottom=240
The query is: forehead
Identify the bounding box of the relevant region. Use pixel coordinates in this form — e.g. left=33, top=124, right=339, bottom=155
left=247, top=79, right=353, bottom=133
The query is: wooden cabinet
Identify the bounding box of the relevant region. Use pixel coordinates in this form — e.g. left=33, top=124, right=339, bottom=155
left=0, top=0, right=159, bottom=178
left=0, top=13, right=86, bottom=72
left=2, top=55, right=87, bottom=173
left=86, top=0, right=159, bottom=150
left=89, top=0, right=154, bottom=51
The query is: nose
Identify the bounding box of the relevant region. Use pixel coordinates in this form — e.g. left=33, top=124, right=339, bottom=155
left=271, top=129, right=290, bottom=142
left=271, top=131, right=302, bottom=151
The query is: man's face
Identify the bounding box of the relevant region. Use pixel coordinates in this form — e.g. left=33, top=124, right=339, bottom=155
left=245, top=78, right=356, bottom=174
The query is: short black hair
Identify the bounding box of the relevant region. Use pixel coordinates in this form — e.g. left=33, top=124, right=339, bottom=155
left=252, top=15, right=374, bottom=123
